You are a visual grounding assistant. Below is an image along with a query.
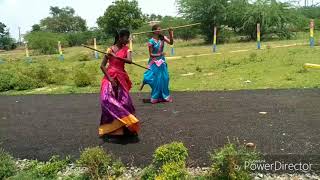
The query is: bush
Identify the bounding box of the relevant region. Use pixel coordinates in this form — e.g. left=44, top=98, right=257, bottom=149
left=0, top=70, right=15, bottom=92
left=142, top=142, right=189, bottom=180
left=74, top=70, right=92, bottom=87
left=156, top=161, right=188, bottom=180
left=24, top=32, right=67, bottom=55
left=77, top=147, right=124, bottom=180
left=34, top=156, right=70, bottom=179
left=21, top=64, right=52, bottom=84
left=10, top=73, right=42, bottom=90
left=65, top=32, right=92, bottom=47
left=48, top=67, right=67, bottom=85
left=208, top=142, right=260, bottom=180
left=141, top=165, right=157, bottom=180
left=0, top=36, right=17, bottom=50
left=0, top=148, right=17, bottom=179
left=78, top=53, right=91, bottom=62
left=153, top=142, right=188, bottom=167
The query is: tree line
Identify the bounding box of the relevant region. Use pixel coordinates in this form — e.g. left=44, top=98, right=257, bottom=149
left=1, top=0, right=319, bottom=53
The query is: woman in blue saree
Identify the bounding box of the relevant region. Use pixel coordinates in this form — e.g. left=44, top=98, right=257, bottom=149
left=140, top=24, right=174, bottom=104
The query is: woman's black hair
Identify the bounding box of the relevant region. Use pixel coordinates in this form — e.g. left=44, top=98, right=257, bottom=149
left=151, top=24, right=164, bottom=41
left=113, top=29, right=130, bottom=45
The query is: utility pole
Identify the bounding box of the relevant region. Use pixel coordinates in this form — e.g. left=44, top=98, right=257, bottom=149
left=18, top=26, right=21, bottom=46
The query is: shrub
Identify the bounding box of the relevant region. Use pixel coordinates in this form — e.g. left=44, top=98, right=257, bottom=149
left=34, top=156, right=70, bottom=179
left=156, top=161, right=188, bottom=180
left=78, top=53, right=91, bottom=62
left=10, top=73, right=42, bottom=90
left=24, top=32, right=67, bottom=55
left=48, top=67, right=67, bottom=85
left=21, top=64, right=52, bottom=84
left=74, top=70, right=92, bottom=87
left=153, top=142, right=188, bottom=167
left=77, top=147, right=124, bottom=180
left=141, top=165, right=157, bottom=180
left=0, top=70, right=15, bottom=92
left=0, top=148, right=17, bottom=179
left=65, top=31, right=92, bottom=47
left=0, top=36, right=17, bottom=50
left=208, top=142, right=260, bottom=180
left=142, top=142, right=189, bottom=180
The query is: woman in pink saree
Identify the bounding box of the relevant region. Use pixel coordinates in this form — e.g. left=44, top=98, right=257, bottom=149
left=99, top=29, right=140, bottom=137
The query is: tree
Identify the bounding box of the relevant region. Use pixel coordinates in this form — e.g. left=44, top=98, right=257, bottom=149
left=226, top=0, right=250, bottom=32
left=177, top=0, right=228, bottom=43
left=31, top=24, right=41, bottom=32
left=40, top=6, right=87, bottom=33
left=25, top=31, right=67, bottom=54
left=0, top=22, right=16, bottom=50
left=160, top=16, right=199, bottom=41
left=241, top=0, right=294, bottom=39
left=0, top=22, right=7, bottom=36
left=97, top=0, right=144, bottom=35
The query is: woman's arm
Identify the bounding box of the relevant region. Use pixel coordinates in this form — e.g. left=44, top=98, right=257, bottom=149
left=100, top=54, right=117, bottom=86
left=114, top=50, right=132, bottom=64
left=164, top=28, right=174, bottom=45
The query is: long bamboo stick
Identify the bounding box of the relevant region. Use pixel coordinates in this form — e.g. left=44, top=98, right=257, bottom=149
left=82, top=45, right=150, bottom=70
left=132, top=23, right=201, bottom=35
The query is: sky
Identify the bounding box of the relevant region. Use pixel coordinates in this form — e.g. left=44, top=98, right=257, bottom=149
left=0, top=0, right=179, bottom=40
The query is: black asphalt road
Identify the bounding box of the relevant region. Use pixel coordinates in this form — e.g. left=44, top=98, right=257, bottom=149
left=0, top=89, right=319, bottom=172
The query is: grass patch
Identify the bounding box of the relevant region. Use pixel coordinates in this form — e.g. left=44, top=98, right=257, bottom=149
left=1, top=33, right=320, bottom=95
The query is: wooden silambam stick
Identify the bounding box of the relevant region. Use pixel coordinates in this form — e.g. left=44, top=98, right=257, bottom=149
left=82, top=45, right=150, bottom=70
left=132, top=23, right=201, bottom=35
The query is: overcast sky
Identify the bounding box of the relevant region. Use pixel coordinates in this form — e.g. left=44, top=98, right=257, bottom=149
left=0, top=0, right=178, bottom=40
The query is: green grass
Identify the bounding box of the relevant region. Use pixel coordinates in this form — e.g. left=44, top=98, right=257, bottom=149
left=0, top=32, right=319, bottom=95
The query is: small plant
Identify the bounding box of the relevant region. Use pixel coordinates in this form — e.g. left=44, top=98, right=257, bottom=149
left=22, top=63, right=52, bottom=84
left=284, top=74, right=295, bottom=81
left=141, top=165, right=157, bottom=180
left=286, top=57, right=294, bottom=66
left=142, top=142, right=189, bottom=180
left=77, top=147, right=124, bottom=180
left=74, top=70, right=92, bottom=87
left=48, top=67, right=67, bottom=85
left=156, top=161, right=188, bottom=180
left=34, top=155, right=70, bottom=179
left=297, top=68, right=308, bottom=74
left=247, top=52, right=264, bottom=63
left=153, top=142, right=188, bottom=167
left=208, top=141, right=260, bottom=180
left=0, top=148, right=17, bottom=179
left=78, top=54, right=91, bottom=62
left=196, top=66, right=202, bottom=72
left=0, top=70, right=14, bottom=92
left=249, top=52, right=257, bottom=62
left=10, top=73, right=41, bottom=90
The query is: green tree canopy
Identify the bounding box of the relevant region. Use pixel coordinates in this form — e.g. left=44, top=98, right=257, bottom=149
left=97, top=0, right=144, bottom=35
left=39, top=6, right=87, bottom=33
left=177, top=0, right=228, bottom=42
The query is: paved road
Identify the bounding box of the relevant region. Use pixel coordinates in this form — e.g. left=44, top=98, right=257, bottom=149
left=0, top=89, right=319, bottom=172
